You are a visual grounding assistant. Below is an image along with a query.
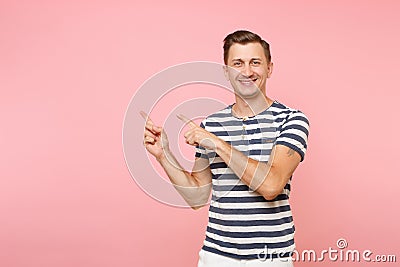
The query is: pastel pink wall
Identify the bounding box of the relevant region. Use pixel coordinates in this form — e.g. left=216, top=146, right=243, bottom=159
left=1, top=1, right=399, bottom=266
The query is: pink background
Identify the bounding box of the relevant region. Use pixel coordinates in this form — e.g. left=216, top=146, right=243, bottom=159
left=1, top=1, right=399, bottom=266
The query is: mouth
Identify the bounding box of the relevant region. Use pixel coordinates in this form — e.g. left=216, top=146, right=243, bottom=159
left=237, top=77, right=258, bottom=86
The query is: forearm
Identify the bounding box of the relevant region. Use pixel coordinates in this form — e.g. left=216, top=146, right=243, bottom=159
left=157, top=148, right=197, bottom=187
left=215, top=140, right=281, bottom=200
left=174, top=114, right=294, bottom=201
left=157, top=148, right=211, bottom=207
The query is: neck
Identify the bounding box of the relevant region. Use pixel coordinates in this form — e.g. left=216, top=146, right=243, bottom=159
left=233, top=94, right=273, bottom=118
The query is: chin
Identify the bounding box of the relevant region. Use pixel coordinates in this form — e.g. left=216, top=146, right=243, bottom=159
left=236, top=89, right=261, bottom=99
left=235, top=84, right=260, bottom=97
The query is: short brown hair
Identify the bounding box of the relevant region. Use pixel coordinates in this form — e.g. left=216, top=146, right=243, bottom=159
left=223, top=30, right=271, bottom=64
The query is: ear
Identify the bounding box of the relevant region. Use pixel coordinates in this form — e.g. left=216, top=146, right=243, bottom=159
left=267, top=62, right=273, bottom=78
left=222, top=65, right=229, bottom=81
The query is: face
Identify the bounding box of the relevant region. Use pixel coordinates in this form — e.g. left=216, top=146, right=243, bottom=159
left=224, top=42, right=273, bottom=99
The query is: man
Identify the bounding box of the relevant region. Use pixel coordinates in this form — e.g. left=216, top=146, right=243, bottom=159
left=142, top=30, right=309, bottom=266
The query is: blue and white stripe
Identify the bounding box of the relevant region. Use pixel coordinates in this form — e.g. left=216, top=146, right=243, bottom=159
left=195, top=101, right=309, bottom=260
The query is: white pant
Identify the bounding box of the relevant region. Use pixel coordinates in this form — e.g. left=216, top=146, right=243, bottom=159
left=198, top=250, right=294, bottom=267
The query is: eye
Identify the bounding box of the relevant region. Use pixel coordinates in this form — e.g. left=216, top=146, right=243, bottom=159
left=251, top=61, right=261, bottom=66
left=233, top=61, right=242, bottom=67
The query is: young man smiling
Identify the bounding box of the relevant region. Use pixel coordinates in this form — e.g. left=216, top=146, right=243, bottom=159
left=142, top=30, right=309, bottom=266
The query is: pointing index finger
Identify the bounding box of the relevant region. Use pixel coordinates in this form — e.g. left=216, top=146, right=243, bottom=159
left=140, top=111, right=162, bottom=133
left=140, top=111, right=154, bottom=123
left=177, top=114, right=197, bottom=128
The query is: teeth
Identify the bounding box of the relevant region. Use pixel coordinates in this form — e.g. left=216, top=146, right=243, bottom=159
left=239, top=80, right=256, bottom=84
left=238, top=79, right=257, bottom=82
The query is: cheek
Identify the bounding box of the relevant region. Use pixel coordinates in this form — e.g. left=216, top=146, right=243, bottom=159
left=229, top=71, right=237, bottom=79
left=227, top=67, right=241, bottom=77
left=254, top=70, right=265, bottom=78
left=260, top=68, right=270, bottom=78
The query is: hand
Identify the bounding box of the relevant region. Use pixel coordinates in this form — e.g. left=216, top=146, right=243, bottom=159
left=177, top=114, right=219, bottom=150
left=140, top=111, right=169, bottom=160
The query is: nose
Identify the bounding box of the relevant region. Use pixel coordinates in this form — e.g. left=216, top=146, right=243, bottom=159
left=242, top=63, right=253, bottom=77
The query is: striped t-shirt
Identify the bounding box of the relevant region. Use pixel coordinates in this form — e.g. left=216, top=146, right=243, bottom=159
left=195, top=100, right=309, bottom=260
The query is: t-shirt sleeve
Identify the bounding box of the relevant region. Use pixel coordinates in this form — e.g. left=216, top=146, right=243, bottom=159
left=275, top=111, right=310, bottom=162
left=194, top=120, right=209, bottom=159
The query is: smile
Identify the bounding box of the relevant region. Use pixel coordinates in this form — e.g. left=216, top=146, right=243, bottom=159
left=238, top=78, right=258, bottom=85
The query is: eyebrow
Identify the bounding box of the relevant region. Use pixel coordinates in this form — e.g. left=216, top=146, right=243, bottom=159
left=231, top=58, right=262, bottom=62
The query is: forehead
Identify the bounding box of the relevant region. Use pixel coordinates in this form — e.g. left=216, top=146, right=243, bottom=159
left=227, top=42, right=266, bottom=61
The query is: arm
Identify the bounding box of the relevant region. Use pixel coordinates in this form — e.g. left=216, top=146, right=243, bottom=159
left=179, top=113, right=306, bottom=201
left=141, top=112, right=212, bottom=209
left=214, top=142, right=300, bottom=200
left=158, top=149, right=212, bottom=209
